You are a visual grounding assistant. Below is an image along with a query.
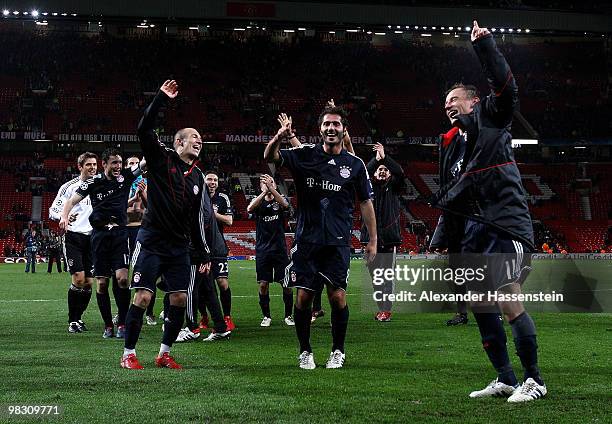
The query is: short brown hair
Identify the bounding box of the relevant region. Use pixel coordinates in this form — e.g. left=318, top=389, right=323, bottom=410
left=445, top=83, right=479, bottom=100
left=77, top=152, right=97, bottom=167
left=317, top=106, right=349, bottom=128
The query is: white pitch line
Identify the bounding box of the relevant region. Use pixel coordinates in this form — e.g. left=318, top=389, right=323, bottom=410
left=0, top=299, right=61, bottom=303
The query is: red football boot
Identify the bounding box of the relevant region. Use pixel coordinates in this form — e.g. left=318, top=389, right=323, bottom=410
left=120, top=353, right=144, bottom=369
left=155, top=352, right=183, bottom=369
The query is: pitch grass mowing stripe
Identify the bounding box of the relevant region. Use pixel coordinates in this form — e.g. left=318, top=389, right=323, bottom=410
left=0, top=262, right=610, bottom=423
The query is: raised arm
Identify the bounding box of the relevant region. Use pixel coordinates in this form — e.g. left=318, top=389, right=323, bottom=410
left=137, top=80, right=177, bottom=161
left=471, top=20, right=518, bottom=126
left=264, top=114, right=292, bottom=163
left=246, top=191, right=267, bottom=214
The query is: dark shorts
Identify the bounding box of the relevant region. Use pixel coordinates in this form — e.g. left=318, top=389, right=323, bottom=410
left=462, top=220, right=532, bottom=291
left=283, top=242, right=350, bottom=292
left=212, top=257, right=229, bottom=280
left=90, top=226, right=130, bottom=278
left=63, top=231, right=93, bottom=278
left=130, top=240, right=190, bottom=294
left=256, top=252, right=290, bottom=283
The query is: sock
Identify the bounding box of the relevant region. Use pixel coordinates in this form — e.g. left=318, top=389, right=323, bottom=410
left=96, top=292, right=114, bottom=327
left=146, top=291, right=156, bottom=317
left=123, top=348, right=135, bottom=357
left=220, top=287, right=232, bottom=316
left=293, top=306, right=312, bottom=353
left=67, top=284, right=80, bottom=323
left=331, top=305, right=349, bottom=353
left=159, top=344, right=171, bottom=356
left=116, top=287, right=131, bottom=326
left=473, top=312, right=517, bottom=387
left=259, top=293, right=271, bottom=318
left=161, top=304, right=185, bottom=348
left=77, top=287, right=92, bottom=320
left=313, top=290, right=322, bottom=312
left=283, top=290, right=294, bottom=318
left=111, top=274, right=120, bottom=309
left=163, top=293, right=170, bottom=319
left=510, top=312, right=543, bottom=385
left=124, top=304, right=145, bottom=350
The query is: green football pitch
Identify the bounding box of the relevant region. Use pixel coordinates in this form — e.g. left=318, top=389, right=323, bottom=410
left=0, top=261, right=610, bottom=423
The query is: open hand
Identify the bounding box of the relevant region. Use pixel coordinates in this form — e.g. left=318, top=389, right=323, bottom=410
left=160, top=80, right=179, bottom=98
left=471, top=20, right=490, bottom=42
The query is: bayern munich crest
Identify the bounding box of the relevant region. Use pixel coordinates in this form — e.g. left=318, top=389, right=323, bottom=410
left=117, top=175, right=124, bottom=183
left=272, top=202, right=280, bottom=210
left=339, top=165, right=352, bottom=179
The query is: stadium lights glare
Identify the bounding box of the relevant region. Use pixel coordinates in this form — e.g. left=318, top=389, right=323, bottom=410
left=137, top=25, right=148, bottom=28
left=31, top=10, right=38, bottom=17
left=298, top=27, right=306, bottom=30
left=421, top=33, right=432, bottom=37
left=12, top=11, right=19, bottom=15
left=574, top=146, right=586, bottom=149
left=454, top=34, right=459, bottom=38
left=442, top=32, right=451, bottom=35
left=525, top=29, right=530, bottom=33
left=465, top=26, right=471, bottom=31
left=42, top=12, right=47, bottom=15
left=441, top=26, right=445, bottom=30
left=414, top=26, right=418, bottom=29
left=423, top=26, right=428, bottom=30
left=23, top=11, right=29, bottom=15
left=188, top=26, right=198, bottom=30
left=283, top=29, right=294, bottom=33
left=517, top=29, right=522, bottom=32
left=234, top=28, right=246, bottom=31
left=448, top=26, right=454, bottom=30
left=366, top=31, right=372, bottom=34
left=492, top=28, right=497, bottom=32
left=396, top=25, right=400, bottom=29
left=387, top=25, right=391, bottom=29
left=35, top=21, right=47, bottom=25
left=394, top=31, right=403, bottom=34
left=329, top=31, right=335, bottom=34
left=61, top=13, right=67, bottom=16
left=374, top=32, right=386, bottom=35
left=71, top=13, right=76, bottom=16
left=500, top=28, right=505, bottom=32
left=2, top=10, right=9, bottom=16
left=346, top=29, right=359, bottom=33
left=52, top=12, right=57, bottom=16
left=432, top=26, right=437, bottom=30
left=509, top=28, right=514, bottom=32
left=149, top=24, right=155, bottom=28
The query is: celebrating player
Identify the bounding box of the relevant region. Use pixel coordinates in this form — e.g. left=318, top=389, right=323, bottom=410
left=264, top=104, right=377, bottom=369
left=361, top=142, right=405, bottom=322
left=247, top=173, right=294, bottom=327
left=60, top=148, right=141, bottom=339
left=49, top=152, right=97, bottom=333
left=121, top=80, right=212, bottom=369
left=430, top=21, right=546, bottom=402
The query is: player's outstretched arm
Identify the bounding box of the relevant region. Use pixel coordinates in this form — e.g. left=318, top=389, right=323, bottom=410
left=360, top=199, right=377, bottom=263
left=264, top=115, right=292, bottom=163
left=470, top=20, right=518, bottom=124
left=59, top=192, right=84, bottom=233
left=246, top=191, right=267, bottom=214
left=137, top=80, right=178, bottom=159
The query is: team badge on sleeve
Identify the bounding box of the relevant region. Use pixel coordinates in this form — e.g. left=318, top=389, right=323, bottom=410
left=193, top=185, right=199, bottom=195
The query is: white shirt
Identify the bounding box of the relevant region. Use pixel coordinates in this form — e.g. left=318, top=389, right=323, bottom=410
left=49, top=177, right=93, bottom=235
